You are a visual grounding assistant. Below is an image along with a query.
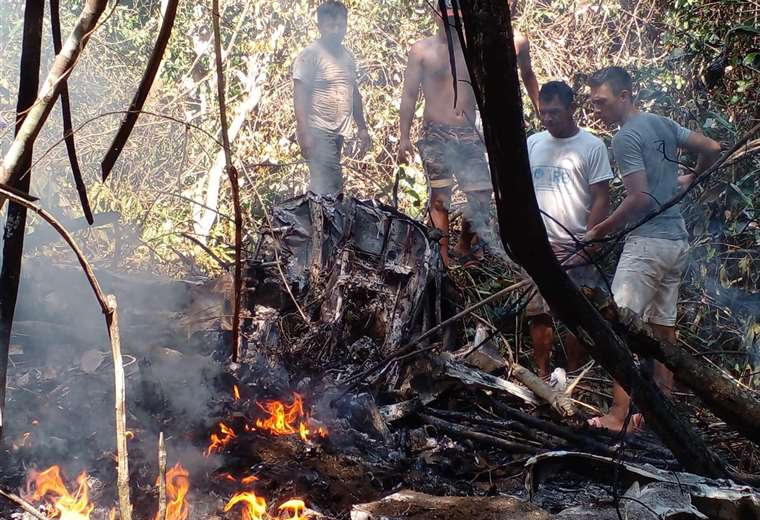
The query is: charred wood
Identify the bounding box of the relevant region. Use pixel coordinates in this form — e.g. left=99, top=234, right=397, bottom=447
left=613, top=305, right=760, bottom=449
left=0, top=0, right=109, bottom=199
left=50, top=0, right=92, bottom=223
left=418, top=413, right=541, bottom=454
left=100, top=0, right=180, bottom=181
left=0, top=0, right=44, bottom=438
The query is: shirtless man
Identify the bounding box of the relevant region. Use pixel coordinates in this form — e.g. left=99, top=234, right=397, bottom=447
left=397, top=3, right=540, bottom=266
left=514, top=30, right=540, bottom=114
left=397, top=4, right=492, bottom=267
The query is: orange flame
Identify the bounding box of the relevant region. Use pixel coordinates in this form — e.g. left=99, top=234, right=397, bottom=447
left=233, top=385, right=241, bottom=400
left=205, top=421, right=237, bottom=456
left=25, top=466, right=93, bottom=520
left=156, top=463, right=190, bottom=520
left=278, top=499, right=307, bottom=519
left=241, top=475, right=258, bottom=486
left=254, top=393, right=326, bottom=443
left=224, top=491, right=267, bottom=520
left=255, top=394, right=305, bottom=436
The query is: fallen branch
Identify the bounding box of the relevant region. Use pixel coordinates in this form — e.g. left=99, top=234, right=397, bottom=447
left=511, top=363, right=575, bottom=416
left=419, top=413, right=540, bottom=454
left=211, top=0, right=242, bottom=362
left=612, top=305, right=760, bottom=448
left=0, top=187, right=132, bottom=518
left=0, top=488, right=51, bottom=520
left=100, top=0, right=180, bottom=181
left=108, top=295, right=132, bottom=520
left=0, top=0, right=109, bottom=205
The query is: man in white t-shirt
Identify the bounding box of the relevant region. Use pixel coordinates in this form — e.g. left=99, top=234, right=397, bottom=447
left=293, top=1, right=371, bottom=194
left=526, top=81, right=613, bottom=377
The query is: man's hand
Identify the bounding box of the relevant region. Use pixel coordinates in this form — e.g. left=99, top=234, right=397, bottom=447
left=583, top=225, right=603, bottom=245
left=297, top=129, right=315, bottom=160
left=397, top=138, right=414, bottom=164
left=357, top=128, right=372, bottom=159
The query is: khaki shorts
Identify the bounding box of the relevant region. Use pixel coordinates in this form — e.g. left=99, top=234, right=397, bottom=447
left=611, top=236, right=689, bottom=326
left=526, top=261, right=609, bottom=317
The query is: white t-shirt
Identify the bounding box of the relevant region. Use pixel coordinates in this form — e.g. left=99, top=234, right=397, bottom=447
left=527, top=129, right=613, bottom=250
left=292, top=42, right=356, bottom=137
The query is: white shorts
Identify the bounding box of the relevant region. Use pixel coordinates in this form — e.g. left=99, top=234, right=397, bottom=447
left=611, top=236, right=689, bottom=327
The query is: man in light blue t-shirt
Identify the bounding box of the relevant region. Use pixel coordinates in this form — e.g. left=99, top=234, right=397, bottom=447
left=586, top=66, right=721, bottom=433
left=526, top=81, right=613, bottom=377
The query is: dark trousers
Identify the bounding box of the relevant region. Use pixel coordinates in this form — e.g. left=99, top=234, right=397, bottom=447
left=308, top=127, right=344, bottom=194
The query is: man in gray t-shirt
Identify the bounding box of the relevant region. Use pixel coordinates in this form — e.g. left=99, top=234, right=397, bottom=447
left=586, top=66, right=721, bottom=433
left=293, top=1, right=371, bottom=194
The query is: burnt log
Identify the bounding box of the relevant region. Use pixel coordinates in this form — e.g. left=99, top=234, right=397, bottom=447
left=457, top=0, right=726, bottom=477
left=614, top=306, right=760, bottom=448
left=0, top=0, right=44, bottom=438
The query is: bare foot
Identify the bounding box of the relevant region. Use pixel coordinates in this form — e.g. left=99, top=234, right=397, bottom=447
left=452, top=239, right=484, bottom=267
left=587, top=413, right=644, bottom=434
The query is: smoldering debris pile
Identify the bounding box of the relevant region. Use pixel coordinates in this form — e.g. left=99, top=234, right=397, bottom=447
left=238, top=193, right=760, bottom=519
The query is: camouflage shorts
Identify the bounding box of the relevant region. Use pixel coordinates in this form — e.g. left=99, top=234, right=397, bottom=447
left=416, top=122, right=492, bottom=193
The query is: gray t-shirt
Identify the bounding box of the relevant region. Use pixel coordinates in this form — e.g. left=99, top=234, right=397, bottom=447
left=612, top=112, right=691, bottom=240
left=293, top=41, right=356, bottom=137
left=528, top=129, right=613, bottom=251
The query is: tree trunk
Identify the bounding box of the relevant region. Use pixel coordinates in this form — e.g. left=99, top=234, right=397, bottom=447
left=0, top=0, right=108, bottom=206
left=100, top=0, right=180, bottom=181
left=50, top=0, right=93, bottom=224
left=457, top=0, right=726, bottom=478
left=0, top=0, right=44, bottom=437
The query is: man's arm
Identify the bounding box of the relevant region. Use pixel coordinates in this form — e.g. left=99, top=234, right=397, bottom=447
left=293, top=79, right=314, bottom=159
left=588, top=171, right=651, bottom=238
left=352, top=85, right=371, bottom=158
left=398, top=43, right=424, bottom=164
left=514, top=32, right=539, bottom=114
left=677, top=131, right=722, bottom=190
left=588, top=181, right=610, bottom=230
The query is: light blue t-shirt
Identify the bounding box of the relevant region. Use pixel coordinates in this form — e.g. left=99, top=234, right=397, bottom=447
left=612, top=112, right=691, bottom=240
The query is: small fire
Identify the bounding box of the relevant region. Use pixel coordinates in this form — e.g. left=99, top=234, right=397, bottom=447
left=233, top=384, right=241, bottom=400
left=205, top=421, right=237, bottom=456
left=224, top=492, right=310, bottom=520
left=224, top=491, right=268, bottom=520
left=156, top=463, right=190, bottom=520
left=255, top=393, right=326, bottom=442
left=278, top=499, right=307, bottom=519
left=241, top=475, right=258, bottom=486
left=25, top=466, right=93, bottom=520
